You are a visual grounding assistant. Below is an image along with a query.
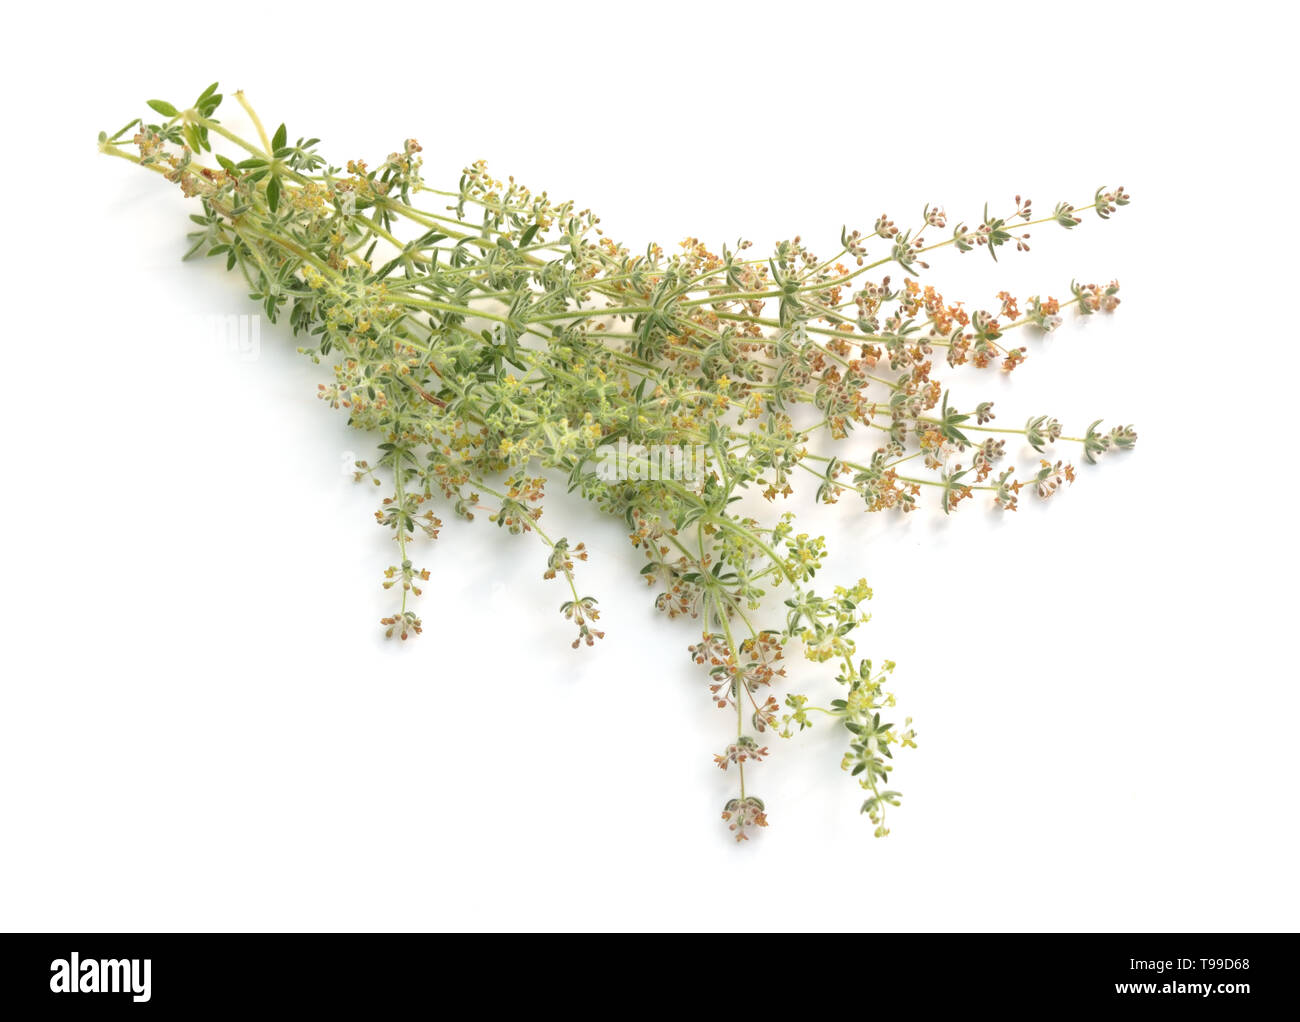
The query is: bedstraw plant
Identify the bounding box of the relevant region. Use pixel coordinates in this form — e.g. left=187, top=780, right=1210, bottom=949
left=100, top=84, right=1134, bottom=840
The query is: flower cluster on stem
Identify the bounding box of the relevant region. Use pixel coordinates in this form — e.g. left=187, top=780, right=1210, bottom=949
left=101, top=85, right=1135, bottom=840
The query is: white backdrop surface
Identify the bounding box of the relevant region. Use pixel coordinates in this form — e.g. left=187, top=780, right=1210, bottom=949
left=1, top=1, right=1296, bottom=931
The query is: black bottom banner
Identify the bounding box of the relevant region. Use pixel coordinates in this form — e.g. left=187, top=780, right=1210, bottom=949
left=0, top=933, right=1281, bottom=1013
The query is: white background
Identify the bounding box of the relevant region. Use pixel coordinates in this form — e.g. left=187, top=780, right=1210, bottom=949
left=1, top=2, right=1296, bottom=931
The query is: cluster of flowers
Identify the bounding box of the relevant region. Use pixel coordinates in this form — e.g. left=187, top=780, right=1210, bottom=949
left=102, top=85, right=1134, bottom=839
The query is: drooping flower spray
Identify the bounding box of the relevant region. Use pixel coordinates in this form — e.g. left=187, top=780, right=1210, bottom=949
left=101, top=84, right=1133, bottom=839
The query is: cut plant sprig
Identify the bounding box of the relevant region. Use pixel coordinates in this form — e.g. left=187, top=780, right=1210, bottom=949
left=101, top=85, right=1134, bottom=840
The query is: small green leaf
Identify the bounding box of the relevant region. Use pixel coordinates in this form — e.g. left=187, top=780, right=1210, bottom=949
left=266, top=175, right=281, bottom=213
left=272, top=123, right=287, bottom=152
left=147, top=99, right=179, bottom=118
